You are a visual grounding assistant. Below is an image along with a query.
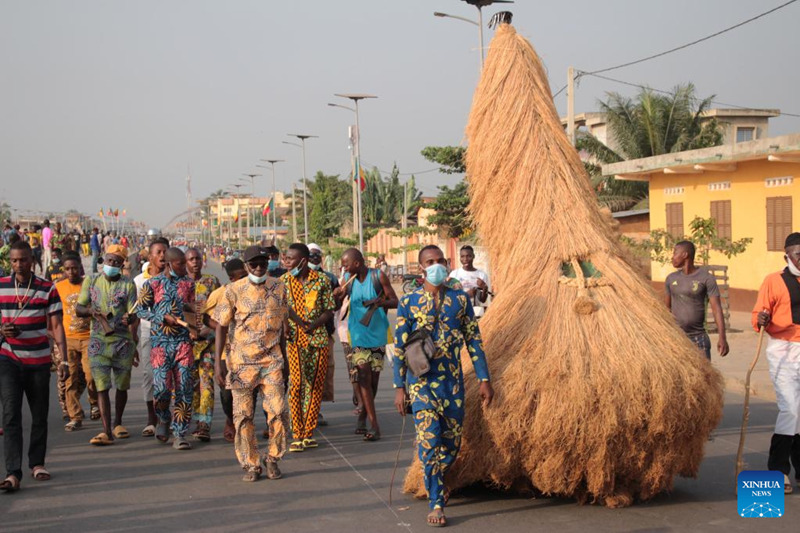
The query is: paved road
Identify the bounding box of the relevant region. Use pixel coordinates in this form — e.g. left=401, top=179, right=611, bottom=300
left=2, top=261, right=798, bottom=531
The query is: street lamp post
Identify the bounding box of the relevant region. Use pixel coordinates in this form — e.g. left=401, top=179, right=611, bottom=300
left=242, top=174, right=261, bottom=245
left=327, top=102, right=359, bottom=245
left=286, top=134, right=317, bottom=243
left=334, top=94, right=377, bottom=252
left=434, top=0, right=514, bottom=71
left=257, top=159, right=284, bottom=241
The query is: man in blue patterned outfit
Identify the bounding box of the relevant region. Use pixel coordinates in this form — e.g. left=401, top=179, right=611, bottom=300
left=135, top=247, right=196, bottom=450
left=393, top=245, right=494, bottom=528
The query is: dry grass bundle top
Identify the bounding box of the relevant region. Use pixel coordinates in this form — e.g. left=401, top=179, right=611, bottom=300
left=403, top=23, right=724, bottom=508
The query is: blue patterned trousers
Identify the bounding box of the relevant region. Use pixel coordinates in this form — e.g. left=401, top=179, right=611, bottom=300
left=414, top=407, right=463, bottom=510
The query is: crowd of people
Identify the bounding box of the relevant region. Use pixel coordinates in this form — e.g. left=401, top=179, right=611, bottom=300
left=4, top=219, right=800, bottom=525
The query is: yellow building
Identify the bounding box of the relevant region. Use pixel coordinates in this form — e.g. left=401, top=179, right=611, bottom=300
left=604, top=133, right=800, bottom=309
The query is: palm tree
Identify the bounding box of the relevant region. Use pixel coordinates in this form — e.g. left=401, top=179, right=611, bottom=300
left=577, top=83, right=723, bottom=211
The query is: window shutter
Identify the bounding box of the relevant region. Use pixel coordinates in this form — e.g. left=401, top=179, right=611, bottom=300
left=666, top=202, right=684, bottom=238
left=767, top=196, right=792, bottom=251
left=710, top=200, right=732, bottom=241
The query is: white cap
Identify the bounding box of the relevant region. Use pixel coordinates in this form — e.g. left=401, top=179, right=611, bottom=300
left=308, top=243, right=322, bottom=253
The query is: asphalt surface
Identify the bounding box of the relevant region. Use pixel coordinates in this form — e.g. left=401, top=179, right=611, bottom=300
left=1, top=261, right=798, bottom=531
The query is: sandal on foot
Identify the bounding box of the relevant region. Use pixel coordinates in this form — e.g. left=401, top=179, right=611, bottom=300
left=141, top=424, right=156, bottom=437
left=31, top=466, right=51, bottom=481
left=785, top=474, right=794, bottom=495
left=223, top=420, right=235, bottom=443
left=155, top=423, right=169, bottom=443
left=192, top=423, right=211, bottom=442
left=90, top=406, right=101, bottom=420
left=0, top=475, right=20, bottom=492
left=302, top=438, right=318, bottom=449
left=289, top=441, right=304, bottom=453
left=89, top=432, right=114, bottom=446
left=112, top=425, right=130, bottom=439
left=426, top=509, right=447, bottom=527
left=242, top=469, right=261, bottom=482
left=64, top=420, right=82, bottom=432
left=263, top=460, right=282, bottom=480
left=173, top=437, right=192, bottom=450
left=363, top=430, right=381, bottom=442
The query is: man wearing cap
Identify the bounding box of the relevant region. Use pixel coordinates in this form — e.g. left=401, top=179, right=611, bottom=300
left=75, top=244, right=139, bottom=446
left=213, top=246, right=289, bottom=481
left=136, top=247, right=196, bottom=450
left=265, top=245, right=286, bottom=278
left=308, top=243, right=340, bottom=424
left=754, top=232, right=800, bottom=495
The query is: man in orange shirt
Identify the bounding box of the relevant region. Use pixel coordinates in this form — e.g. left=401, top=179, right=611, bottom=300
left=56, top=252, right=99, bottom=430
left=754, top=232, right=800, bottom=494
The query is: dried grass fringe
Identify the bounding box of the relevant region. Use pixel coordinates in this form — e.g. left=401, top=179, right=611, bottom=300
left=403, top=23, right=723, bottom=508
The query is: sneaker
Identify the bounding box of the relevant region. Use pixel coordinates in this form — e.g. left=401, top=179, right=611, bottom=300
left=90, top=406, right=101, bottom=420
left=64, top=420, right=82, bottom=432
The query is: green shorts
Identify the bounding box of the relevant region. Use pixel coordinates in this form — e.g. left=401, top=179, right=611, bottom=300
left=349, top=346, right=385, bottom=378
left=88, top=337, right=135, bottom=391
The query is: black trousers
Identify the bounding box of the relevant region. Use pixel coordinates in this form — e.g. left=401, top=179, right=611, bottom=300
left=767, top=433, right=800, bottom=478
left=0, top=358, right=50, bottom=479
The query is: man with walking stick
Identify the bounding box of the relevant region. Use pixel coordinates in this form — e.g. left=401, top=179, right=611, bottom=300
left=753, top=232, right=800, bottom=495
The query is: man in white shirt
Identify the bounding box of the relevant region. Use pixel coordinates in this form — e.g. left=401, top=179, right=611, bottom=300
left=448, top=245, right=490, bottom=317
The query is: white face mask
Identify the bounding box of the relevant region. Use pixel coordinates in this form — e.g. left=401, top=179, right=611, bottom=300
left=787, top=258, right=800, bottom=277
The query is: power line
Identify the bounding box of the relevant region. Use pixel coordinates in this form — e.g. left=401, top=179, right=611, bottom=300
left=585, top=0, right=798, bottom=75
left=360, top=160, right=444, bottom=176
left=578, top=71, right=800, bottom=118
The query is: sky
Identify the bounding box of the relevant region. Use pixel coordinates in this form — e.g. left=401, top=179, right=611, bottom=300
left=1, top=0, right=799, bottom=227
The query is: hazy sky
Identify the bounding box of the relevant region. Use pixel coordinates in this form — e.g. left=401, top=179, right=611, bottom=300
left=2, top=0, right=799, bottom=227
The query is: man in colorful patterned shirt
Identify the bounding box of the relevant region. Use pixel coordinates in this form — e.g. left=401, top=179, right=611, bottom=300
left=76, top=244, right=139, bottom=447
left=0, top=241, right=66, bottom=491
left=213, top=246, right=289, bottom=481
left=185, top=247, right=220, bottom=441
left=136, top=247, right=196, bottom=450
left=281, top=243, right=335, bottom=453
left=393, top=245, right=494, bottom=527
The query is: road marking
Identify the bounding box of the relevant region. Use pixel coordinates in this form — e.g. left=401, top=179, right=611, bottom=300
left=319, top=430, right=414, bottom=532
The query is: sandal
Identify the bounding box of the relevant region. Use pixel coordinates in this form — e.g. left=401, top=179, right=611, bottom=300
left=90, top=406, right=101, bottom=420
left=242, top=469, right=261, bottom=482
left=173, top=437, right=192, bottom=451
left=426, top=509, right=447, bottom=528
left=363, top=430, right=381, bottom=442
left=141, top=424, right=156, bottom=437
left=192, top=423, right=211, bottom=442
left=0, top=475, right=20, bottom=492
left=355, top=422, right=368, bottom=435
left=785, top=474, right=794, bottom=495
left=155, top=422, right=169, bottom=443
left=302, top=438, right=318, bottom=449
left=89, top=432, right=114, bottom=446
left=289, top=441, right=304, bottom=453
left=112, top=425, right=130, bottom=439
left=223, top=420, right=235, bottom=443
left=64, top=420, right=82, bottom=432
left=263, top=460, right=282, bottom=480
left=31, top=466, right=51, bottom=481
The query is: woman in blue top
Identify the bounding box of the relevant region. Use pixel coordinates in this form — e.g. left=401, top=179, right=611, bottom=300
left=334, top=248, right=397, bottom=441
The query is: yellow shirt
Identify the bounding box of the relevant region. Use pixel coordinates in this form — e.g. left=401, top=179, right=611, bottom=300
left=55, top=278, right=91, bottom=340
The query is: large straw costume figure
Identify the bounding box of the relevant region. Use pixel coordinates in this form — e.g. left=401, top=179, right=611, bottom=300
left=403, top=19, right=724, bottom=508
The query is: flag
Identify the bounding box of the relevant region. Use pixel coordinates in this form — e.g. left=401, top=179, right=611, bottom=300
left=107, top=208, right=113, bottom=216
left=202, top=219, right=208, bottom=228
left=262, top=196, right=274, bottom=216
left=353, top=160, right=366, bottom=192
left=114, top=209, right=119, bottom=217
left=122, top=209, right=127, bottom=216
left=233, top=199, right=240, bottom=223
left=98, top=210, right=104, bottom=218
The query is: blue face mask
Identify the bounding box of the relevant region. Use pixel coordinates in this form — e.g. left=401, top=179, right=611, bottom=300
left=103, top=265, right=121, bottom=277
left=52, top=258, right=61, bottom=265
left=290, top=260, right=307, bottom=277
left=268, top=260, right=280, bottom=271
left=425, top=264, right=448, bottom=286
left=169, top=268, right=178, bottom=278
left=248, top=273, right=268, bottom=284
left=309, top=263, right=321, bottom=271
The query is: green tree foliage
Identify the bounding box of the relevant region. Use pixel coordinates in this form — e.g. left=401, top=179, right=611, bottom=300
left=577, top=83, right=723, bottom=212
left=361, top=164, right=423, bottom=227
left=427, top=182, right=471, bottom=239
left=420, top=146, right=466, bottom=174
left=622, top=216, right=752, bottom=265
left=0, top=202, right=11, bottom=224
left=308, top=171, right=352, bottom=242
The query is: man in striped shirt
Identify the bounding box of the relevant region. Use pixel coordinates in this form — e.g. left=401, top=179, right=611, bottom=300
left=0, top=240, right=67, bottom=492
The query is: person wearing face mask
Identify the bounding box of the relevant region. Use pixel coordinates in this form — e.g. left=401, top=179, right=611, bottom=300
left=280, top=243, right=335, bottom=453
left=265, top=245, right=286, bottom=278
left=307, top=243, right=340, bottom=425
left=75, top=245, right=139, bottom=447
left=754, top=232, right=800, bottom=495
left=212, top=246, right=289, bottom=481
left=664, top=241, right=728, bottom=360
left=135, top=247, right=196, bottom=450
left=133, top=237, right=169, bottom=437
left=392, top=245, right=494, bottom=527
left=44, top=248, right=66, bottom=283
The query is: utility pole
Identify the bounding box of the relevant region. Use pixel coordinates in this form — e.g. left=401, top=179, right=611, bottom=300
left=349, top=125, right=358, bottom=238
left=567, top=66, right=575, bottom=146
left=291, top=181, right=298, bottom=242
left=402, top=181, right=408, bottom=274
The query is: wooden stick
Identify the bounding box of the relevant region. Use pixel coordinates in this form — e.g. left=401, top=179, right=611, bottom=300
left=735, top=325, right=766, bottom=482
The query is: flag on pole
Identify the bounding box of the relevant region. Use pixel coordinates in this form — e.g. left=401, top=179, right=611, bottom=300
left=262, top=196, right=274, bottom=216
left=353, top=160, right=366, bottom=192
left=98, top=210, right=104, bottom=218
left=107, top=208, right=113, bottom=216
left=233, top=198, right=240, bottom=223
left=114, top=209, right=119, bottom=218
left=122, top=209, right=127, bottom=216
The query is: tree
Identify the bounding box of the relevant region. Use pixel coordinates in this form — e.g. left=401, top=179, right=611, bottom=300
left=361, top=164, right=423, bottom=227
left=307, top=171, right=351, bottom=242
left=577, top=83, right=723, bottom=211
left=0, top=202, right=11, bottom=224
left=420, top=146, right=466, bottom=174
left=427, top=182, right=472, bottom=239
